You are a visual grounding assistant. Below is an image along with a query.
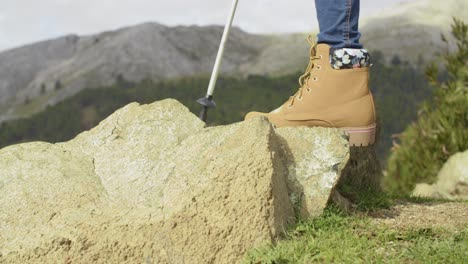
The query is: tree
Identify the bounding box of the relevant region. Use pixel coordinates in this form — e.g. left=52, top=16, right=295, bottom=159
left=391, top=55, right=401, bottom=66
left=384, top=18, right=468, bottom=194
left=371, top=50, right=385, bottom=65
left=417, top=54, right=425, bottom=68
left=55, top=80, right=62, bottom=90
left=40, top=83, right=46, bottom=95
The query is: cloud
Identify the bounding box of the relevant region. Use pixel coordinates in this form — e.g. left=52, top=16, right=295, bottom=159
left=0, top=0, right=411, bottom=51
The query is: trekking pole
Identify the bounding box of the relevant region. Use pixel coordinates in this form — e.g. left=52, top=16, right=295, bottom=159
left=197, top=0, right=239, bottom=122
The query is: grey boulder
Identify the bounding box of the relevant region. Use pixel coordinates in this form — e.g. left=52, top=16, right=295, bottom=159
left=413, top=150, right=468, bottom=200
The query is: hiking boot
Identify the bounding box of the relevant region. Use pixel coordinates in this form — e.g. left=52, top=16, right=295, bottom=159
left=245, top=37, right=376, bottom=146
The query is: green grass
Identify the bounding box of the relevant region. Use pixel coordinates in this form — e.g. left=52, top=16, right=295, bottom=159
left=243, top=206, right=467, bottom=264
left=12, top=90, right=57, bottom=118
left=337, top=185, right=392, bottom=212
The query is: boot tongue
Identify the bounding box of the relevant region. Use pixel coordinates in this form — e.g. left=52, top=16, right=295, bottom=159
left=315, top=43, right=332, bottom=67
left=315, top=43, right=331, bottom=57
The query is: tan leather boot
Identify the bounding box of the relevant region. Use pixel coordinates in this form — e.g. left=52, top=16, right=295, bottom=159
left=245, top=39, right=376, bottom=146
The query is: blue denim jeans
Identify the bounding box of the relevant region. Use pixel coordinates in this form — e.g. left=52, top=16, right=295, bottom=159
left=315, top=0, right=362, bottom=49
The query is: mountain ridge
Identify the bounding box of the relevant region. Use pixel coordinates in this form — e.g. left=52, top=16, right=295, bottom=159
left=0, top=23, right=275, bottom=122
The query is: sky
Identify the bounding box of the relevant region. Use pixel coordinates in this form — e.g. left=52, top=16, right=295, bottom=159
left=0, top=0, right=411, bottom=52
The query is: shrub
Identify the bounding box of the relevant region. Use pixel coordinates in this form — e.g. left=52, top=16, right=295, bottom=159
left=384, top=18, right=468, bottom=195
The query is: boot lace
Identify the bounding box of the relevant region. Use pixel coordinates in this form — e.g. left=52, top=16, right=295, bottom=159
left=287, top=35, right=321, bottom=108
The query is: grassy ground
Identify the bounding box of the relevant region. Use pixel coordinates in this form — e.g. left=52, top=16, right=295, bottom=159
left=11, top=91, right=57, bottom=119
left=243, top=197, right=467, bottom=264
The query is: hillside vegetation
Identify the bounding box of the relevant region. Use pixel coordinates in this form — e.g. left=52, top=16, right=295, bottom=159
left=384, top=18, right=468, bottom=194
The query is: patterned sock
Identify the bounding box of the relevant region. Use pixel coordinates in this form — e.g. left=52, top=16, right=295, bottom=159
left=329, top=48, right=371, bottom=69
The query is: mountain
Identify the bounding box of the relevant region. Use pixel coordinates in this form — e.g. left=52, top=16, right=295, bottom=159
left=0, top=0, right=465, bottom=123
left=0, top=23, right=277, bottom=123
left=360, top=0, right=467, bottom=63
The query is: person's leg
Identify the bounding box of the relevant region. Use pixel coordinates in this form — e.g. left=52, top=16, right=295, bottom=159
left=315, top=0, right=362, bottom=49
left=245, top=0, right=376, bottom=146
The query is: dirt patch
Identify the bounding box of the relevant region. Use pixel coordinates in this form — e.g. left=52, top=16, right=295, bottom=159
left=369, top=202, right=468, bottom=230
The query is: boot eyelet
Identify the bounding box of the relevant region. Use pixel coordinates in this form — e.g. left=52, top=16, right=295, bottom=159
left=317, top=65, right=322, bottom=70
left=313, top=77, right=318, bottom=81
left=319, top=55, right=323, bottom=59
left=298, top=96, right=303, bottom=100
left=287, top=104, right=293, bottom=108
left=306, top=88, right=311, bottom=92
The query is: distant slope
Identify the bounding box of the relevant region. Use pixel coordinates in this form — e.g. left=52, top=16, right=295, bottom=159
left=0, top=35, right=79, bottom=119
left=361, top=0, right=468, bottom=63
left=0, top=23, right=276, bottom=122
left=362, top=0, right=467, bottom=28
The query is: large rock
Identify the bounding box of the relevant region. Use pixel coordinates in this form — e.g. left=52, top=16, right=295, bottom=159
left=0, top=99, right=349, bottom=263
left=413, top=150, right=468, bottom=200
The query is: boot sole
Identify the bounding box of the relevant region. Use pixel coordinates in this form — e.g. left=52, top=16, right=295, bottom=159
left=342, top=124, right=376, bottom=147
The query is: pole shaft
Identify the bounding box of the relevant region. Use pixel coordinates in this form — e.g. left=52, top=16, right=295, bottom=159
left=206, top=0, right=239, bottom=97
